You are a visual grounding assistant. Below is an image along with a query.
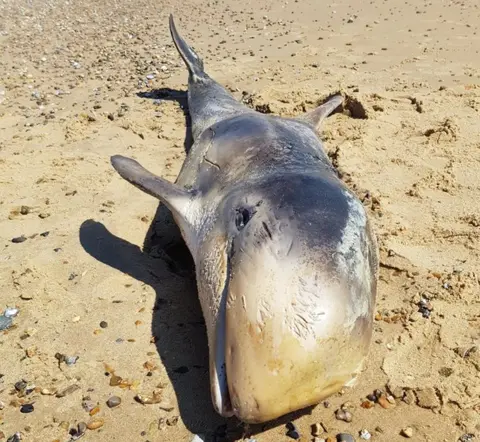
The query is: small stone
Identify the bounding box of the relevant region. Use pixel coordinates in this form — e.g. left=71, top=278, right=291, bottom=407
left=0, top=431, right=4, bottom=439
left=0, top=401, right=4, bottom=410
left=359, top=429, right=371, bottom=440
left=89, top=405, right=100, bottom=416
left=312, top=423, right=322, bottom=437
left=14, top=380, right=28, bottom=392
left=335, top=408, right=353, bottom=422
left=86, top=418, right=104, bottom=430
left=82, top=400, right=96, bottom=412
left=77, top=422, right=87, bottom=434
left=20, top=404, right=34, bottom=413
left=59, top=421, right=70, bottom=430
left=20, top=292, right=33, bottom=300
left=401, top=427, right=413, bottom=438
left=286, top=422, right=300, bottom=440
left=56, top=384, right=80, bottom=398
left=6, top=433, right=22, bottom=442
left=107, top=113, right=115, bottom=121
left=4, top=307, right=19, bottom=318
left=0, top=316, right=13, bottom=331
left=134, top=391, right=162, bottom=404
left=100, top=321, right=108, bottom=328
left=415, top=387, right=439, bottom=409
left=337, top=434, right=355, bottom=442
left=65, top=356, right=79, bottom=366
left=377, top=394, right=393, bottom=409
left=106, top=396, right=121, bottom=408
left=166, top=416, right=179, bottom=426
left=20, top=206, right=30, bottom=215
left=40, top=388, right=57, bottom=396
left=11, top=236, right=27, bottom=243
left=361, top=400, right=374, bottom=409
left=72, top=316, right=81, bottom=323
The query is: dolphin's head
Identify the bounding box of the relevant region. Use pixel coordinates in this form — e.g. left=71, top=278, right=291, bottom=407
left=200, top=173, right=378, bottom=423
left=109, top=155, right=378, bottom=424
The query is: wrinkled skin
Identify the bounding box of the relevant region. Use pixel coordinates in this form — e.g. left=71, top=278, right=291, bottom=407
left=110, top=15, right=379, bottom=424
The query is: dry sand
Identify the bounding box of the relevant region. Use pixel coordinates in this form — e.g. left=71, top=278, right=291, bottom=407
left=0, top=0, right=479, bottom=441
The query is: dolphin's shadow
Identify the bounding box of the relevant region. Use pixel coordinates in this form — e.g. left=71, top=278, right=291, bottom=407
left=80, top=88, right=317, bottom=441
left=137, top=88, right=193, bottom=154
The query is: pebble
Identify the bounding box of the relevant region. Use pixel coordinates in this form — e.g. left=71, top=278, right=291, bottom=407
left=286, top=422, right=300, bottom=440
left=11, top=236, right=27, bottom=243
left=377, top=394, right=394, bottom=409
left=65, top=356, right=79, bottom=366
left=20, top=404, right=34, bottom=413
left=4, top=308, right=19, bottom=318
left=0, top=315, right=13, bottom=331
left=100, top=321, right=108, bottom=328
left=337, top=434, right=355, bottom=442
left=106, top=396, right=121, bottom=408
left=81, top=399, right=94, bottom=412
left=86, top=418, right=104, bottom=430
left=134, top=391, right=162, bottom=404
left=359, top=429, right=371, bottom=440
left=335, top=408, right=353, bottom=422
left=14, top=380, right=28, bottom=392
left=312, top=423, right=322, bottom=437
left=77, top=421, right=87, bottom=435
left=20, top=292, right=33, bottom=300
left=56, top=384, right=80, bottom=398
left=166, top=416, right=179, bottom=426
left=40, top=388, right=57, bottom=395
left=0, top=401, right=4, bottom=410
left=401, top=427, right=413, bottom=438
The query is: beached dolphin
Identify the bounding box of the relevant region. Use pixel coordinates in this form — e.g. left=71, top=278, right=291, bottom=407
left=110, top=15, right=379, bottom=424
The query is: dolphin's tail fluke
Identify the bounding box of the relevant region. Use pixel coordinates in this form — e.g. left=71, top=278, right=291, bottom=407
left=169, top=14, right=207, bottom=82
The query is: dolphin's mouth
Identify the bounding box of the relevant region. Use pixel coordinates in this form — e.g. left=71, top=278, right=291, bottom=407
left=211, top=253, right=234, bottom=417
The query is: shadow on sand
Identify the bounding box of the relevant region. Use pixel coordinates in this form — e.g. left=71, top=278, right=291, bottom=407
left=79, top=88, right=316, bottom=441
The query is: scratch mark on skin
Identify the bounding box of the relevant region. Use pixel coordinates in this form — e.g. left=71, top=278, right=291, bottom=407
left=204, top=157, right=221, bottom=169
left=262, top=222, right=272, bottom=239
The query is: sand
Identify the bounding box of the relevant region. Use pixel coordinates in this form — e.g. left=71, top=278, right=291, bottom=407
left=0, top=0, right=479, bottom=441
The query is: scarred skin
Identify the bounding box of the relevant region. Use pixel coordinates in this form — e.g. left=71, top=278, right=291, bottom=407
left=110, top=15, right=379, bottom=424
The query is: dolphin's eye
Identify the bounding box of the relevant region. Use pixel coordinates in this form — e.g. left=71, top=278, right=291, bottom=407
left=235, top=208, right=251, bottom=231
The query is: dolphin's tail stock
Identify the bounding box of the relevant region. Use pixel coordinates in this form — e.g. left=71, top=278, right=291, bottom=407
left=169, top=14, right=208, bottom=83
left=168, top=15, right=252, bottom=140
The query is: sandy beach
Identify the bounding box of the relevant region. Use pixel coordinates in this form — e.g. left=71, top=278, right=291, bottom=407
left=0, top=0, right=479, bottom=441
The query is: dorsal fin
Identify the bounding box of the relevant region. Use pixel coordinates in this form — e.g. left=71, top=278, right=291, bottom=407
left=299, top=94, right=343, bottom=130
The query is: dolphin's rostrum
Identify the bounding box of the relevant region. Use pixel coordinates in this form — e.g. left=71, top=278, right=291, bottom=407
left=110, top=15, right=379, bottom=424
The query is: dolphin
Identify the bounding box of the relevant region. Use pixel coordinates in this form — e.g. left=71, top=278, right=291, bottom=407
left=110, top=15, right=379, bottom=424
